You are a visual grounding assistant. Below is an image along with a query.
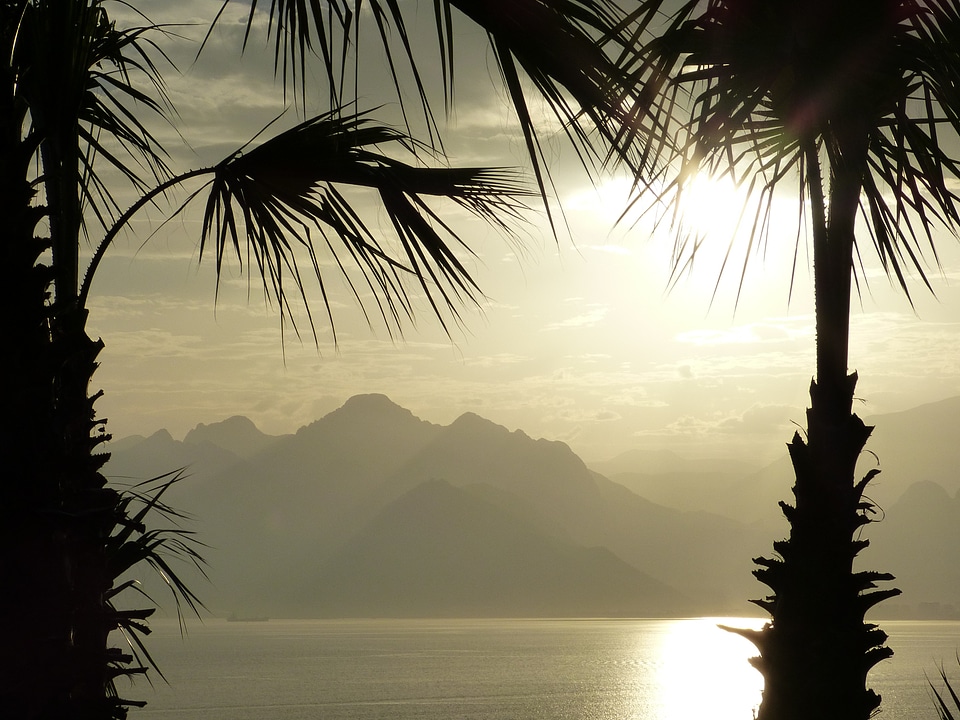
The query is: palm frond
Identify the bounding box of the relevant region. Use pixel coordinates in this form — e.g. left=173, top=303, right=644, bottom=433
left=449, top=0, right=644, bottom=165
left=78, top=11, right=179, bottom=229
left=621, top=0, right=960, bottom=294
left=16, top=1, right=175, bottom=233
left=107, top=470, right=207, bottom=616
left=103, top=469, right=207, bottom=699
left=198, top=107, right=533, bottom=341
left=211, top=0, right=645, bottom=214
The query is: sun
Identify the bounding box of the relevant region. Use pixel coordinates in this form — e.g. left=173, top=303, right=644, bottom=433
left=565, top=171, right=806, bottom=303
left=653, top=171, right=770, bottom=271
left=676, top=173, right=754, bottom=237
left=668, top=170, right=815, bottom=293
left=569, top=172, right=757, bottom=243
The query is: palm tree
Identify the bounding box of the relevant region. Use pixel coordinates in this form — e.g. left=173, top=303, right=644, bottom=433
left=619, top=1, right=960, bottom=718
left=0, top=1, right=639, bottom=717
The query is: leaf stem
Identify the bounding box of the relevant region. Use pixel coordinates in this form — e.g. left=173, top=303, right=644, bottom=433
left=79, top=166, right=213, bottom=309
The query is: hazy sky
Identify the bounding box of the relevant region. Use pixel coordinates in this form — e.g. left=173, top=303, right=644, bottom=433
left=89, top=1, right=960, bottom=464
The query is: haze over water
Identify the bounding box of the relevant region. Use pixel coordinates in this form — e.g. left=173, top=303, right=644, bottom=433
left=139, top=618, right=960, bottom=719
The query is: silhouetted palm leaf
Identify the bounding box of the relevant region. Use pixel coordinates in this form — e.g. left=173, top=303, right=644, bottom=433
left=198, top=109, right=533, bottom=339
left=77, top=17, right=177, bottom=220
left=212, top=0, right=645, bottom=230
left=105, top=470, right=207, bottom=688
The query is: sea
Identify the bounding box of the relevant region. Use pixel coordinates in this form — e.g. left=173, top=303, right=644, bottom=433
left=132, top=618, right=960, bottom=719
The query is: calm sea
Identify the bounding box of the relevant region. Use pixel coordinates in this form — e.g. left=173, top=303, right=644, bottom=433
left=132, top=618, right=960, bottom=719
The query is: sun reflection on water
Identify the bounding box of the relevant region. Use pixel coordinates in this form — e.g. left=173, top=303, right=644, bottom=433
left=648, top=618, right=765, bottom=720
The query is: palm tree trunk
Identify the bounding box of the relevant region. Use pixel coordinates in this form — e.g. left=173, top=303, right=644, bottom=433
left=1, top=257, right=126, bottom=718
left=731, top=137, right=900, bottom=720
left=0, top=10, right=128, bottom=716
left=0, top=31, right=65, bottom=715
left=0, top=192, right=123, bottom=717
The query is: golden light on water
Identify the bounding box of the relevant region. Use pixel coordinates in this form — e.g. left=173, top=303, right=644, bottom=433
left=652, top=618, right=765, bottom=720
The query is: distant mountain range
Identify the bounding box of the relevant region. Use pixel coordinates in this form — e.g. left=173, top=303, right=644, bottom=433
left=105, top=394, right=960, bottom=619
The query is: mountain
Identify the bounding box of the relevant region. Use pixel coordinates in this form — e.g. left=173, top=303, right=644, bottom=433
left=869, top=481, right=960, bottom=617
left=106, top=395, right=759, bottom=618
left=105, top=393, right=960, bottom=619
left=307, top=479, right=689, bottom=617
left=858, top=397, right=960, bottom=503
left=374, top=407, right=765, bottom=609
left=592, top=465, right=786, bottom=525
left=184, top=415, right=281, bottom=459
left=104, top=427, right=242, bottom=482
left=591, top=397, right=960, bottom=518
left=590, top=447, right=758, bottom=478
left=582, top=398, right=960, bottom=617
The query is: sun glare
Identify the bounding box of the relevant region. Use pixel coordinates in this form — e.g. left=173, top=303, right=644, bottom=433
left=573, top=173, right=765, bottom=253
left=676, top=174, right=755, bottom=240
left=573, top=173, right=755, bottom=231
left=566, top=171, right=812, bottom=310
left=653, top=618, right=764, bottom=720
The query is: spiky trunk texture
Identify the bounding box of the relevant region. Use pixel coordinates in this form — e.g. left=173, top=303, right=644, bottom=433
left=737, top=375, right=900, bottom=719
left=0, top=6, right=141, bottom=717
left=728, top=138, right=900, bottom=720
left=0, top=213, right=138, bottom=718
left=0, top=201, right=135, bottom=717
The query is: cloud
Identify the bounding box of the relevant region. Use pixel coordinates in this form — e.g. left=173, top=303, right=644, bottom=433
left=676, top=318, right=813, bottom=346
left=718, top=405, right=800, bottom=435
left=465, top=353, right=530, bottom=368
left=594, top=409, right=622, bottom=422
left=101, top=328, right=204, bottom=359
left=648, top=415, right=719, bottom=437
left=545, top=406, right=622, bottom=423
left=573, top=355, right=614, bottom=366
left=542, top=306, right=609, bottom=331
left=583, top=244, right=633, bottom=256
left=601, top=387, right=669, bottom=408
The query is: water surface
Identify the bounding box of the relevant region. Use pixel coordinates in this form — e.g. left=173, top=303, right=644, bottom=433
left=134, top=618, right=960, bottom=719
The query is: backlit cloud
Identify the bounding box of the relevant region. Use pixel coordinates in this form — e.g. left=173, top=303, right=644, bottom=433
left=718, top=405, right=800, bottom=435
left=543, top=306, right=609, bottom=331
left=676, top=318, right=813, bottom=346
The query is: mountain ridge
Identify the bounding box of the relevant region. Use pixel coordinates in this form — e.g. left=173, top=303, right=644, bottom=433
left=105, top=393, right=960, bottom=619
